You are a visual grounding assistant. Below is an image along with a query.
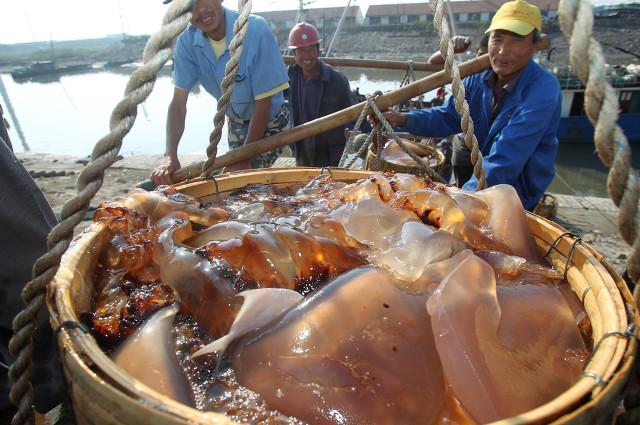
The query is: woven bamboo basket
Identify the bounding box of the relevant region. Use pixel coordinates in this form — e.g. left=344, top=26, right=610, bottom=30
left=48, top=168, right=638, bottom=425
left=364, top=135, right=447, bottom=177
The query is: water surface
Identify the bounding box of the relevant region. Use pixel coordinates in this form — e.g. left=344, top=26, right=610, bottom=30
left=1, top=68, right=635, bottom=198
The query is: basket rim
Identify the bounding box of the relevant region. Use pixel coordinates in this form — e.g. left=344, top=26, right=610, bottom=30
left=48, top=167, right=638, bottom=425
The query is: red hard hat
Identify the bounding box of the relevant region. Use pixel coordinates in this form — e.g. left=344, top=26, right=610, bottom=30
left=288, top=22, right=321, bottom=49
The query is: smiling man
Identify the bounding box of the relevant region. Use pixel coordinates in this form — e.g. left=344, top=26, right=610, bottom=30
left=380, top=0, right=561, bottom=210
left=151, top=0, right=290, bottom=185
left=287, top=22, right=354, bottom=167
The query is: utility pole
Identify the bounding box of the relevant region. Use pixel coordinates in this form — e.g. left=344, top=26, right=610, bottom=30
left=326, top=0, right=352, bottom=57
left=445, top=0, right=457, bottom=37
left=296, top=0, right=305, bottom=23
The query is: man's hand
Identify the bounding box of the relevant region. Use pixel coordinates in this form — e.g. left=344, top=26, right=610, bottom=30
left=452, top=36, right=472, bottom=54
left=368, top=110, right=407, bottom=128
left=223, top=159, right=252, bottom=173
left=151, top=156, right=181, bottom=186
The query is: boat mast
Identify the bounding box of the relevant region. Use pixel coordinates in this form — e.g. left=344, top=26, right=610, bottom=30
left=0, top=76, right=29, bottom=152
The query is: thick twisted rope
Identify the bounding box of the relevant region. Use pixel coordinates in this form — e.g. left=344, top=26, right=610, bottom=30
left=201, top=0, right=252, bottom=176
left=558, top=0, right=640, bottom=292
left=429, top=0, right=486, bottom=189
left=7, top=2, right=193, bottom=424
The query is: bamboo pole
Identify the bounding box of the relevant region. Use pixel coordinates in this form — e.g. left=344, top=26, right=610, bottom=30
left=281, top=34, right=548, bottom=72
left=170, top=54, right=491, bottom=183
left=282, top=56, right=444, bottom=72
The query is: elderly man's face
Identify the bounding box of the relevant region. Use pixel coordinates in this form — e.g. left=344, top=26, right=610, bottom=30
left=488, top=30, right=538, bottom=82
left=192, top=0, right=225, bottom=40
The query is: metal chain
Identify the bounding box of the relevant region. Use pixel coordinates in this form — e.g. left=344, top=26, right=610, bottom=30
left=7, top=1, right=194, bottom=424
left=558, top=0, right=640, bottom=296
left=201, top=0, right=252, bottom=176
left=429, top=0, right=486, bottom=189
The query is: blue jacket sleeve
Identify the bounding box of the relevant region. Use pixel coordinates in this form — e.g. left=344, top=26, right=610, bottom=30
left=396, top=74, right=482, bottom=137
left=398, top=95, right=463, bottom=137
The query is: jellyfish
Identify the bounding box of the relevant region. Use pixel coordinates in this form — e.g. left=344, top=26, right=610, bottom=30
left=232, top=267, right=445, bottom=425
left=427, top=254, right=587, bottom=423
left=111, top=303, right=193, bottom=406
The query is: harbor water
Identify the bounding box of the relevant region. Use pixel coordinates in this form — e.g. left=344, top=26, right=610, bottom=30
left=1, top=67, right=637, bottom=198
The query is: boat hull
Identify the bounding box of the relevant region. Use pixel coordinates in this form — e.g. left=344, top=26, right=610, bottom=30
left=558, top=113, right=640, bottom=144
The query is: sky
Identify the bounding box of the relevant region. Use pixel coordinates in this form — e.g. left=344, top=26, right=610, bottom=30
left=0, top=0, right=634, bottom=45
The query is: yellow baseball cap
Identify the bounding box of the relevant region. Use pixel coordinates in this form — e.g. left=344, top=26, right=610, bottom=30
left=485, top=0, right=542, bottom=36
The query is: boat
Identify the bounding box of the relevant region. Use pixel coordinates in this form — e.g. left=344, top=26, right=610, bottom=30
left=553, top=64, right=640, bottom=144
left=10, top=61, right=92, bottom=80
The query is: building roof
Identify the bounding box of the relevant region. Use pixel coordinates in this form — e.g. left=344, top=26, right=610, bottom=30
left=307, top=6, right=361, bottom=19
left=256, top=9, right=299, bottom=21
left=256, top=6, right=361, bottom=22
left=365, top=0, right=558, bottom=17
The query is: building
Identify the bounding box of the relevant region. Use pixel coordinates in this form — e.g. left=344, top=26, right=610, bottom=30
left=255, top=0, right=558, bottom=37
left=365, top=0, right=558, bottom=27
left=256, top=6, right=364, bottom=34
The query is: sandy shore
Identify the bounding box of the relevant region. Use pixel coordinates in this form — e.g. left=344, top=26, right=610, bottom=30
left=17, top=152, right=205, bottom=213
left=17, top=151, right=631, bottom=278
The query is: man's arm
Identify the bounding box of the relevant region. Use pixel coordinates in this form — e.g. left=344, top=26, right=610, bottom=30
left=151, top=88, right=189, bottom=185
left=224, top=96, right=272, bottom=171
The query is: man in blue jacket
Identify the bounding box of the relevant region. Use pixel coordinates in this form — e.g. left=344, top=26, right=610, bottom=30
left=380, top=0, right=560, bottom=210
left=287, top=22, right=354, bottom=167
left=151, top=0, right=291, bottom=185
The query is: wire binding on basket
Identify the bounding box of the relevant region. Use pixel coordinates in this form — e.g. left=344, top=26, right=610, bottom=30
left=581, top=286, right=592, bottom=305
left=319, top=167, right=335, bottom=178
left=543, top=231, right=580, bottom=258
left=581, top=370, right=606, bottom=387
left=207, top=175, right=222, bottom=202
left=584, top=324, right=639, bottom=368
left=54, top=321, right=90, bottom=340
left=564, top=237, right=584, bottom=281
left=543, top=231, right=583, bottom=280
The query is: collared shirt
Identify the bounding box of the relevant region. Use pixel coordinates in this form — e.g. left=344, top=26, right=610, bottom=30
left=172, top=7, right=289, bottom=121
left=297, top=68, right=323, bottom=125
left=484, top=71, right=522, bottom=124
left=398, top=60, right=561, bottom=210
